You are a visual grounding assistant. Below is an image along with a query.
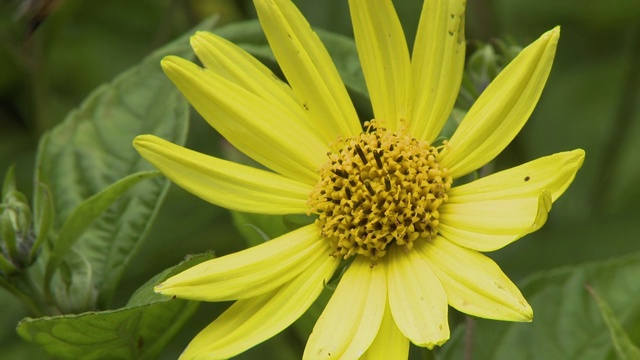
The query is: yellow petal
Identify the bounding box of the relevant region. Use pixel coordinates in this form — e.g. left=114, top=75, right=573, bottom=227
left=133, top=135, right=311, bottom=214
left=190, top=31, right=310, bottom=132
left=439, top=27, right=560, bottom=178
left=161, top=55, right=326, bottom=185
left=154, top=225, right=325, bottom=301
left=349, top=0, right=412, bottom=131
left=180, top=253, right=340, bottom=359
left=361, top=301, right=409, bottom=360
left=254, top=0, right=361, bottom=143
left=447, top=149, right=585, bottom=203
left=387, top=246, right=449, bottom=348
left=440, top=150, right=584, bottom=251
left=419, top=236, right=532, bottom=321
left=304, top=257, right=386, bottom=359
left=409, top=0, right=466, bottom=142
left=439, top=190, right=552, bottom=252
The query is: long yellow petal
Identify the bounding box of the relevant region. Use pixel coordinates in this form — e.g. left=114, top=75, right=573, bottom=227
left=161, top=55, right=326, bottom=185
left=134, top=135, right=311, bottom=214
left=419, top=236, right=532, bottom=321
left=304, top=257, right=386, bottom=359
left=361, top=301, right=409, bottom=360
left=349, top=0, right=412, bottom=132
left=254, top=0, right=362, bottom=143
left=438, top=27, right=560, bottom=178
left=410, top=0, right=466, bottom=142
left=180, top=252, right=340, bottom=359
left=340, top=260, right=387, bottom=359
left=387, top=246, right=449, bottom=348
left=154, top=225, right=324, bottom=301
left=190, top=31, right=310, bottom=132
left=440, top=151, right=584, bottom=251
left=439, top=191, right=552, bottom=252
left=447, top=149, right=585, bottom=203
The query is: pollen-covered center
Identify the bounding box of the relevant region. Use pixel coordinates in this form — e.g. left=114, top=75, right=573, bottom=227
left=308, top=122, right=453, bottom=261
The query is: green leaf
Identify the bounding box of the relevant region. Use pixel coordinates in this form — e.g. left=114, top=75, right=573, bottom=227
left=30, top=182, right=53, bottom=263
left=230, top=211, right=313, bottom=248
left=126, top=252, right=215, bottom=308
left=0, top=287, right=47, bottom=358
left=2, top=164, right=16, bottom=198
left=17, top=254, right=213, bottom=360
left=34, top=17, right=220, bottom=309
left=0, top=252, right=18, bottom=274
left=438, top=253, right=640, bottom=360
left=44, top=171, right=159, bottom=305
left=586, top=285, right=640, bottom=360
left=50, top=248, right=98, bottom=314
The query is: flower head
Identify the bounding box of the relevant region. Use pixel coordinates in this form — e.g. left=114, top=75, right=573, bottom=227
left=134, top=0, right=584, bottom=358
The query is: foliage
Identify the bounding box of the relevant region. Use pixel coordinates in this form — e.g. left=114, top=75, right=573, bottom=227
left=1, top=0, right=639, bottom=358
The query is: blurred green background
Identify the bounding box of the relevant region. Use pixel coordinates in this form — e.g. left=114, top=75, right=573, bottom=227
left=1, top=0, right=639, bottom=358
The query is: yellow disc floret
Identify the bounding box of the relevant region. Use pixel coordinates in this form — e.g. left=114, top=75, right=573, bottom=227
left=308, top=122, right=453, bottom=261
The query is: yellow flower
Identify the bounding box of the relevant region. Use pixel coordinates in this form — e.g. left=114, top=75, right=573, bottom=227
left=134, top=0, right=584, bottom=358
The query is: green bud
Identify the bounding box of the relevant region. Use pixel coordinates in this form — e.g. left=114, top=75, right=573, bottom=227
left=457, top=38, right=523, bottom=110
left=1, top=166, right=38, bottom=274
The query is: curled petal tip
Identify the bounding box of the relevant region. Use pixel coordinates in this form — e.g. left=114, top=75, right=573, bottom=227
left=132, top=135, right=147, bottom=152
left=423, top=336, right=450, bottom=350
left=154, top=282, right=170, bottom=294
left=532, top=190, right=552, bottom=227
left=160, top=55, right=185, bottom=73
left=159, top=56, right=172, bottom=66
left=132, top=134, right=147, bottom=143
left=510, top=190, right=552, bottom=242
left=132, top=134, right=158, bottom=153
left=189, top=31, right=211, bottom=48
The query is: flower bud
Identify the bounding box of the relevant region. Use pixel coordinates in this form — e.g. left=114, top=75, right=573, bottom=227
left=1, top=167, right=37, bottom=274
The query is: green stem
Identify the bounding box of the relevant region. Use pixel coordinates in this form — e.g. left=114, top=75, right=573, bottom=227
left=464, top=316, right=475, bottom=360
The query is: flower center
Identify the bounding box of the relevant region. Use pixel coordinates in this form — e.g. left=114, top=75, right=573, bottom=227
left=308, top=122, right=453, bottom=261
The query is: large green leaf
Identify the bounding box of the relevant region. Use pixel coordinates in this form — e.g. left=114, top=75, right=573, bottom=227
left=44, top=171, right=159, bottom=311
left=17, top=254, right=212, bottom=360
left=438, top=253, right=640, bottom=360
left=34, top=17, right=220, bottom=309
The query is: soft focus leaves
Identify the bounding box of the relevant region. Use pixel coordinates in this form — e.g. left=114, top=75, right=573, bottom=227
left=475, top=0, right=640, bottom=288
left=44, top=171, right=159, bottom=305
left=18, top=302, right=195, bottom=360
left=34, top=17, right=223, bottom=309
left=1, top=0, right=639, bottom=358
left=438, top=253, right=640, bottom=360
left=16, top=254, right=212, bottom=360
left=587, top=285, right=640, bottom=360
